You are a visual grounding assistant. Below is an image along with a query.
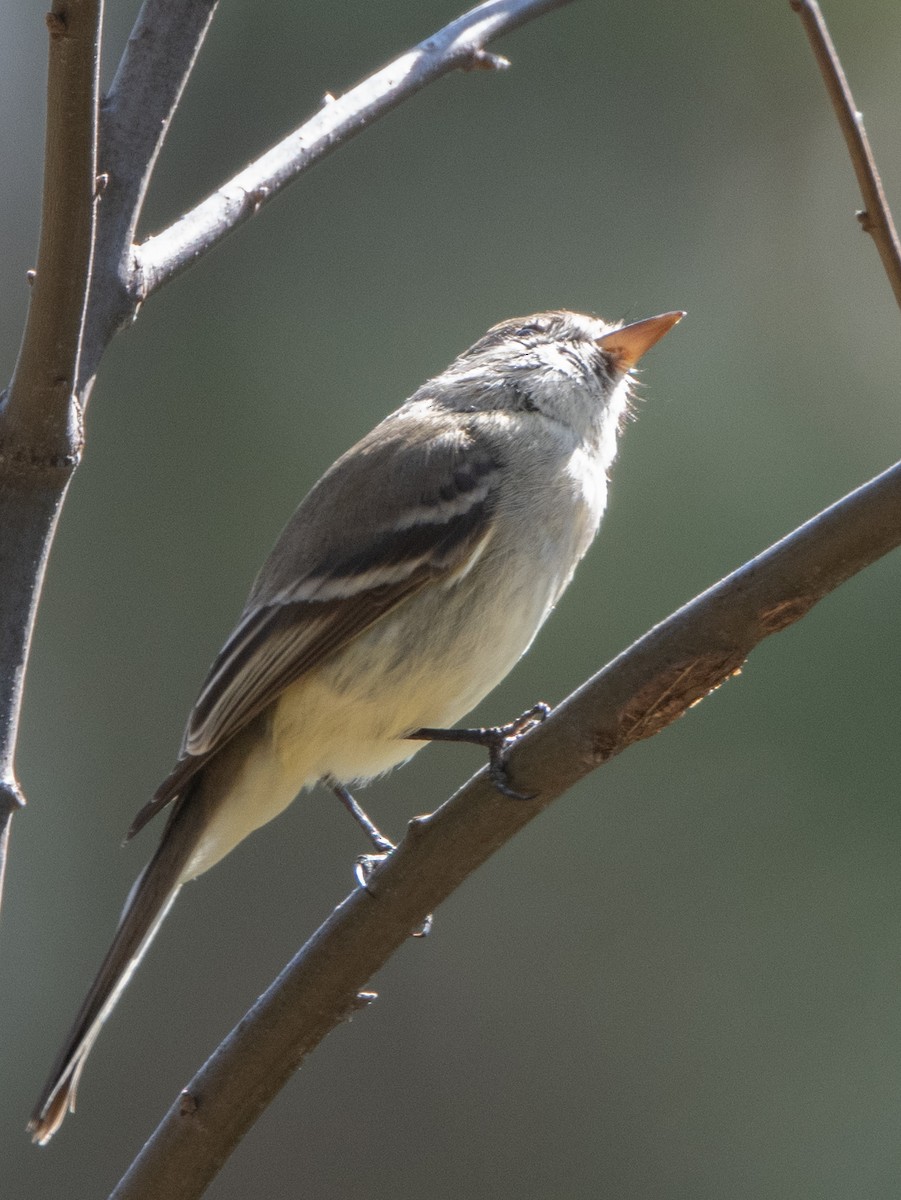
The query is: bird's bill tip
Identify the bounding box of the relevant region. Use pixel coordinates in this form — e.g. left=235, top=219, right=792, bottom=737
left=596, top=310, right=685, bottom=368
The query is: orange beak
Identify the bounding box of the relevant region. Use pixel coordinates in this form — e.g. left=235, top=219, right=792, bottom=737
left=596, top=311, right=685, bottom=369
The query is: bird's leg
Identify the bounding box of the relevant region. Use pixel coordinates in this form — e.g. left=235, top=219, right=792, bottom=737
left=330, top=781, right=432, bottom=936
left=330, top=781, right=395, bottom=854
left=331, top=780, right=394, bottom=893
left=407, top=701, right=550, bottom=800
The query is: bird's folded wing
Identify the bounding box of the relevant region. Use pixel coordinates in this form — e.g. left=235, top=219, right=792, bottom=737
left=127, top=418, right=500, bottom=839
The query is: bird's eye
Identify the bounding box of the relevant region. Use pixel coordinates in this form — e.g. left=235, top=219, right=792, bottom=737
left=514, top=317, right=552, bottom=339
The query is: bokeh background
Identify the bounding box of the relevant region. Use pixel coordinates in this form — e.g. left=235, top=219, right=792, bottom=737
left=3, top=2, right=901, bottom=1196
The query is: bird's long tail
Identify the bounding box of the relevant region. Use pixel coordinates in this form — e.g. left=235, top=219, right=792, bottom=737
left=28, top=785, right=208, bottom=1144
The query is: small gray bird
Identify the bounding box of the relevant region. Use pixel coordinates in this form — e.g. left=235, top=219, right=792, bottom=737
left=29, top=308, right=682, bottom=1142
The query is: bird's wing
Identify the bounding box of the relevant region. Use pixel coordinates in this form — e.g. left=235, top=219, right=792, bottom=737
left=127, top=414, right=500, bottom=839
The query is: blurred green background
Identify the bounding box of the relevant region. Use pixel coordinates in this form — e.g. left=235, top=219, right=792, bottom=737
left=3, top=1, right=901, bottom=1196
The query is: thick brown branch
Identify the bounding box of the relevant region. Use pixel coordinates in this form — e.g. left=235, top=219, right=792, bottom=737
left=110, top=457, right=901, bottom=1200
left=790, top=0, right=901, bottom=310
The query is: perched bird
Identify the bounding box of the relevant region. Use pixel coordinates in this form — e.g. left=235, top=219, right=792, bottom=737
left=29, top=307, right=683, bottom=1143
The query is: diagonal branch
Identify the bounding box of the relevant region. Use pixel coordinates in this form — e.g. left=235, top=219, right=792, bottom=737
left=109, top=456, right=901, bottom=1200
left=135, top=0, right=574, bottom=298
left=790, top=0, right=901, bottom=309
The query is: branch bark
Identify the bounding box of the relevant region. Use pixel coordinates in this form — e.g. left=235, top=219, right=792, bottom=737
left=110, top=455, right=901, bottom=1199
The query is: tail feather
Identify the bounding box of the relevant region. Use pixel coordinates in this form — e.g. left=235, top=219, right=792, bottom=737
left=28, top=788, right=206, bottom=1145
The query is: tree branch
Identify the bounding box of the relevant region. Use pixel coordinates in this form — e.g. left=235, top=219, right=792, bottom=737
left=110, top=456, right=901, bottom=1200
left=0, top=0, right=101, bottom=889
left=78, top=0, right=219, bottom=383
left=135, top=0, right=575, bottom=299
left=790, top=0, right=901, bottom=310
left=103, top=0, right=219, bottom=218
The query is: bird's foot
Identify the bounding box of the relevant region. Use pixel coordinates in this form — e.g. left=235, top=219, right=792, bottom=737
left=408, top=701, right=550, bottom=800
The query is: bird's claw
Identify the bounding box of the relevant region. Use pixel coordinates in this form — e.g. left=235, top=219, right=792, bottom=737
left=485, top=702, right=550, bottom=799
left=355, top=852, right=390, bottom=892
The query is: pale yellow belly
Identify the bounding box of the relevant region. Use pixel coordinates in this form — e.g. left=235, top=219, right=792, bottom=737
left=180, top=517, right=583, bottom=882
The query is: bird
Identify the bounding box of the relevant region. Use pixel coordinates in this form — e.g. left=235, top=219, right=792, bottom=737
left=28, top=307, right=683, bottom=1143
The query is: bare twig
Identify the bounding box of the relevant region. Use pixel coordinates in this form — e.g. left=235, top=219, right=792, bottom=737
left=109, top=455, right=901, bottom=1200
left=78, top=0, right=219, bottom=383
left=103, top=0, right=219, bottom=212
left=135, top=0, right=574, bottom=298
left=0, top=0, right=102, bottom=903
left=790, top=0, right=901, bottom=309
